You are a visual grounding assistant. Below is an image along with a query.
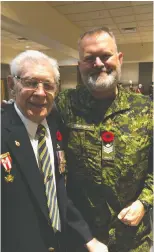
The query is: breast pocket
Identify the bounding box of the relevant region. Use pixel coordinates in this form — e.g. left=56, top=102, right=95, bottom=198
left=116, top=133, right=150, bottom=163
left=66, top=123, right=95, bottom=155
left=66, top=123, right=102, bottom=184
left=115, top=133, right=151, bottom=192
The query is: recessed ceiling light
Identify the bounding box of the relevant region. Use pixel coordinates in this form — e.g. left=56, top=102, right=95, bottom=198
left=17, top=37, right=28, bottom=41
left=121, top=27, right=137, bottom=33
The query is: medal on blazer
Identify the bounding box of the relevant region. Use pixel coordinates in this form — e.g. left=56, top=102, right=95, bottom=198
left=56, top=130, right=66, bottom=174
left=56, top=150, right=66, bottom=174
left=101, top=131, right=115, bottom=161
left=0, top=152, right=14, bottom=182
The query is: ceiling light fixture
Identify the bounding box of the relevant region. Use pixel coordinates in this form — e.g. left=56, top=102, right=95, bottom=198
left=17, top=37, right=29, bottom=41
left=121, top=27, right=137, bottom=33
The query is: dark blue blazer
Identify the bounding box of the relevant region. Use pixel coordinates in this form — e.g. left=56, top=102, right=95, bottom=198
left=1, top=104, right=92, bottom=252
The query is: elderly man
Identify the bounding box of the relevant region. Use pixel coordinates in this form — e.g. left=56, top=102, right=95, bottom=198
left=56, top=27, right=153, bottom=251
left=1, top=50, right=108, bottom=252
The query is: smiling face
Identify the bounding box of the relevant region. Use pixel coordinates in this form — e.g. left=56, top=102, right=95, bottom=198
left=11, top=62, right=58, bottom=123
left=78, top=31, right=123, bottom=94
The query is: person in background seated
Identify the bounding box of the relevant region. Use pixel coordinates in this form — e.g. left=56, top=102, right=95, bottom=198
left=129, top=84, right=135, bottom=92
left=136, top=83, right=144, bottom=94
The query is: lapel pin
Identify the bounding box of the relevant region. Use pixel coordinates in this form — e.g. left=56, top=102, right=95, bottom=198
left=15, top=141, right=20, bottom=147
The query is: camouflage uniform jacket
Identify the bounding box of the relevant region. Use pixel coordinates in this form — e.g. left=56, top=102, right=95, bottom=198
left=56, top=86, right=153, bottom=251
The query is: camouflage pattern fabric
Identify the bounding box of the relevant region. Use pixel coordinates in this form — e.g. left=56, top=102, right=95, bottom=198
left=56, top=85, right=153, bottom=252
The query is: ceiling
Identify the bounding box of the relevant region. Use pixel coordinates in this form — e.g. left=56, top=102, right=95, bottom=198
left=48, top=1, right=153, bottom=44
left=1, top=1, right=153, bottom=65
left=1, top=30, right=50, bottom=51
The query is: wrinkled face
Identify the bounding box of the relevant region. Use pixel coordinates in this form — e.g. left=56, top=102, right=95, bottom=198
left=78, top=32, right=123, bottom=92
left=12, top=63, right=58, bottom=123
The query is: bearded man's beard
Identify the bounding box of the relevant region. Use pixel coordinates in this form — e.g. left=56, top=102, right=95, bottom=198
left=81, top=66, right=121, bottom=92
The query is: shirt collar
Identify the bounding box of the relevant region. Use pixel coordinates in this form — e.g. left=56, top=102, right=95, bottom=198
left=14, top=103, right=49, bottom=138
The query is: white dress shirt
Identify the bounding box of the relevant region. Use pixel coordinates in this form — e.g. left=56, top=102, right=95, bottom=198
left=14, top=103, right=56, bottom=186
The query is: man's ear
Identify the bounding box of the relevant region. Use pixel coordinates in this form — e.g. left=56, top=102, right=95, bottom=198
left=7, top=75, right=15, bottom=90
left=118, top=52, right=123, bottom=65
left=7, top=75, right=16, bottom=97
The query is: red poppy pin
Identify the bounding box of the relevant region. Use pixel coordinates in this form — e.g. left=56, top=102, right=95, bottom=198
left=101, top=131, right=115, bottom=161
left=101, top=131, right=114, bottom=143
left=56, top=131, right=62, bottom=141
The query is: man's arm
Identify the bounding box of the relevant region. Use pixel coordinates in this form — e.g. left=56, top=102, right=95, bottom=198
left=118, top=142, right=153, bottom=226
left=67, top=198, right=108, bottom=252
left=118, top=99, right=153, bottom=227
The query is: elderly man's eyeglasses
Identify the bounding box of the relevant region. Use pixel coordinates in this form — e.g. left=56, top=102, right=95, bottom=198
left=14, top=76, right=57, bottom=93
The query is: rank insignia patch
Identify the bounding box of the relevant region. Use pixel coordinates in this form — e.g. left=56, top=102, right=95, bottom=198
left=101, top=131, right=115, bottom=161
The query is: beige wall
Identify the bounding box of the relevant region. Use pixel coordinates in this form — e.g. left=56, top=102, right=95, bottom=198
left=121, top=63, right=139, bottom=85
left=60, top=66, right=77, bottom=90
left=119, top=42, right=153, bottom=63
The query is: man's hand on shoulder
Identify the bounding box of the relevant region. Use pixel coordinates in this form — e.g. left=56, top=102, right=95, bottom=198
left=85, top=238, right=108, bottom=252
left=1, top=99, right=14, bottom=112
left=2, top=99, right=14, bottom=105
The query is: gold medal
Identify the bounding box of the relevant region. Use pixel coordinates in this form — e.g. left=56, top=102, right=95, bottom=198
left=5, top=174, right=14, bottom=183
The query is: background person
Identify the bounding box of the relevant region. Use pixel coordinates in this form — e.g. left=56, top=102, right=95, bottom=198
left=149, top=83, right=154, bottom=101
left=128, top=80, right=135, bottom=92
left=136, top=83, right=144, bottom=94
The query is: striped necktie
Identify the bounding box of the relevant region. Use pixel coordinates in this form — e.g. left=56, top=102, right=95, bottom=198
left=37, top=124, right=61, bottom=231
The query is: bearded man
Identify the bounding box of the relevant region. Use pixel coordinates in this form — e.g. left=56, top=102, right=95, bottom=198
left=56, top=27, right=153, bottom=252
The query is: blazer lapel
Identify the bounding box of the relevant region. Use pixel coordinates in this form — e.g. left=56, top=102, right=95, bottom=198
left=5, top=105, right=49, bottom=221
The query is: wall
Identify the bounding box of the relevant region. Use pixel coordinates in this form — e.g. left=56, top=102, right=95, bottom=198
left=139, top=62, right=153, bottom=94
left=1, top=63, right=10, bottom=78
left=1, top=64, right=10, bottom=100
left=119, top=42, right=153, bottom=63
left=121, top=63, right=139, bottom=87
left=60, top=66, right=77, bottom=90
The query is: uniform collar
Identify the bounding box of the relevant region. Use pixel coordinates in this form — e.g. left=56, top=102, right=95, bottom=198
left=104, top=86, right=131, bottom=118
left=74, top=85, right=131, bottom=118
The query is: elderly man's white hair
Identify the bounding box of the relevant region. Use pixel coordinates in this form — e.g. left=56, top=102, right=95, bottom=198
left=10, top=50, right=60, bottom=84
